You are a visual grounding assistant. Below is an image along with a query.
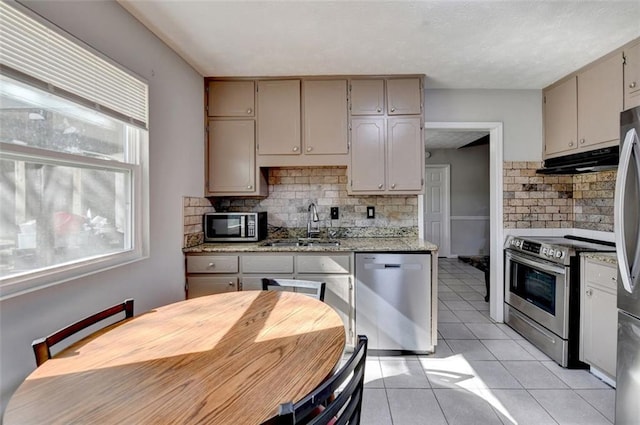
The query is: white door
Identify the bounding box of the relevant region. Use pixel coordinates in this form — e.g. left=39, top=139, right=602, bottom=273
left=424, top=165, right=450, bottom=257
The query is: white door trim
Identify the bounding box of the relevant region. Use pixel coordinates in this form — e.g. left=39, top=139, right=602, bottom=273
left=424, top=164, right=451, bottom=257
left=419, top=121, right=504, bottom=322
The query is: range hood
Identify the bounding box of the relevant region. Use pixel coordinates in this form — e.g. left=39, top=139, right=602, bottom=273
left=536, top=146, right=619, bottom=175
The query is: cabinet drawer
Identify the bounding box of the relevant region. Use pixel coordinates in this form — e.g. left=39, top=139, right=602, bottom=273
left=242, top=255, right=294, bottom=273
left=187, top=276, right=238, bottom=298
left=584, top=259, right=617, bottom=290
left=296, top=255, right=350, bottom=274
left=186, top=256, right=239, bottom=273
left=241, top=275, right=293, bottom=291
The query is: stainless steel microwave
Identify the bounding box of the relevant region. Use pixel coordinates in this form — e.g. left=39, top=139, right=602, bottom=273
left=204, top=212, right=267, bottom=242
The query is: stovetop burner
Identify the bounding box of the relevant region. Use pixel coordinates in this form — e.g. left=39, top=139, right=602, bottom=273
left=505, top=235, right=615, bottom=265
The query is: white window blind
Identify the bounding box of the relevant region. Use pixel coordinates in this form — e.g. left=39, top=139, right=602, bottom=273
left=0, top=1, right=148, bottom=128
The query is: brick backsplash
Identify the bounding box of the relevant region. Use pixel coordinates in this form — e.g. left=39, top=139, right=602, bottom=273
left=183, top=196, right=215, bottom=248
left=213, top=166, right=419, bottom=239
left=503, top=162, right=616, bottom=232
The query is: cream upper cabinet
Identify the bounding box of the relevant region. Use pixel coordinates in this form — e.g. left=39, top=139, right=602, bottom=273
left=350, top=79, right=384, bottom=116
left=207, top=81, right=255, bottom=117
left=257, top=79, right=301, bottom=155
left=543, top=52, right=623, bottom=159
left=577, top=53, right=623, bottom=149
left=303, top=80, right=348, bottom=155
left=349, top=118, right=386, bottom=192
left=624, top=41, right=640, bottom=110
left=206, top=120, right=265, bottom=196
left=387, top=78, right=422, bottom=115
left=580, top=256, right=618, bottom=382
left=387, top=117, right=424, bottom=191
left=544, top=77, right=578, bottom=157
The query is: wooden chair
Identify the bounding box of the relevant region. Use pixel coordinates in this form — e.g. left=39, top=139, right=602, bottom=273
left=32, top=298, right=134, bottom=367
left=272, top=335, right=368, bottom=425
left=262, top=278, right=326, bottom=302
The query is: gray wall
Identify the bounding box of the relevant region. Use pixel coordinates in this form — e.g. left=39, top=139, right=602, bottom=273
left=427, top=145, right=490, bottom=256
left=0, top=0, right=204, bottom=414
left=426, top=89, right=543, bottom=161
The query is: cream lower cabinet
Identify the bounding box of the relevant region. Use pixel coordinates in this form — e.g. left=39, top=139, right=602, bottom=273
left=193, top=252, right=355, bottom=346
left=580, top=256, right=618, bottom=383
left=185, top=254, right=240, bottom=298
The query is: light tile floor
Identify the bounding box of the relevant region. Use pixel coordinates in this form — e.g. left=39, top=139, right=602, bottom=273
left=360, top=258, right=615, bottom=425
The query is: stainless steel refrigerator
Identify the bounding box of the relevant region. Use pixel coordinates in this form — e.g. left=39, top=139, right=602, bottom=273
left=615, top=105, right=640, bottom=424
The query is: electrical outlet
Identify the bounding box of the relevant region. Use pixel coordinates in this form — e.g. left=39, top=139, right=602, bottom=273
left=330, top=207, right=339, bottom=220
left=367, top=206, right=375, bottom=219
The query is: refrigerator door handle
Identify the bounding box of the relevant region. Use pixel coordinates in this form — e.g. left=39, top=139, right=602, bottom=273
left=615, top=128, right=640, bottom=293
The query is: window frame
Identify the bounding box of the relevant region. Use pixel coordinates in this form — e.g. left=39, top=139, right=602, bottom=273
left=0, top=1, right=150, bottom=300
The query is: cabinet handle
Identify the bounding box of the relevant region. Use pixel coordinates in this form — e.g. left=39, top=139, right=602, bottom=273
left=306, top=146, right=312, bottom=152
left=390, top=107, right=396, bottom=112
left=569, top=141, right=574, bottom=147
left=580, top=139, right=585, bottom=144
left=292, top=146, right=299, bottom=152
left=376, top=107, right=382, bottom=113
left=391, top=183, right=396, bottom=189
left=612, top=276, right=617, bottom=282
left=247, top=185, right=253, bottom=190
left=378, top=184, right=383, bottom=189
left=631, top=82, right=637, bottom=89
left=228, top=281, right=234, bottom=286
left=208, top=263, right=215, bottom=268
left=586, top=289, right=593, bottom=296
left=247, top=108, right=253, bottom=114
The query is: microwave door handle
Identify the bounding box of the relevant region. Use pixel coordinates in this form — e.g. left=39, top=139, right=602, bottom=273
left=615, top=128, right=640, bottom=293
left=240, top=216, right=246, bottom=238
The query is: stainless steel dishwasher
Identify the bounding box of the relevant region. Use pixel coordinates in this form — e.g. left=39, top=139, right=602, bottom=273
left=355, top=253, right=432, bottom=353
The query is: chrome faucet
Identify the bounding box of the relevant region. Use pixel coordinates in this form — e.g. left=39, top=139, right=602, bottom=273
left=307, top=202, right=320, bottom=238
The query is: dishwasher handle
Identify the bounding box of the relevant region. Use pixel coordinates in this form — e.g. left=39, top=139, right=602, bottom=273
left=363, top=263, right=422, bottom=270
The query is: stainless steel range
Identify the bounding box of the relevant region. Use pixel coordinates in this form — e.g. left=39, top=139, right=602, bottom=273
left=504, top=235, right=615, bottom=368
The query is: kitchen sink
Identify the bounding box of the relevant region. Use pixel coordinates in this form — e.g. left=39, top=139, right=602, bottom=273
left=261, top=238, right=341, bottom=248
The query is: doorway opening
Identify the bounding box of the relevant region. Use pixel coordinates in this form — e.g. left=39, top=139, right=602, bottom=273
left=418, top=122, right=504, bottom=322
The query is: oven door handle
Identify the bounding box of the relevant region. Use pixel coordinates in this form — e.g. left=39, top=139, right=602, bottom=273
left=506, top=251, right=566, bottom=276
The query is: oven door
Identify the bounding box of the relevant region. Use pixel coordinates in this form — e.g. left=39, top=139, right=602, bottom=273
left=504, top=250, right=569, bottom=338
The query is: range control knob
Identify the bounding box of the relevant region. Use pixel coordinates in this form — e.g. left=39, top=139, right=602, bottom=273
left=542, top=247, right=548, bottom=256
left=547, top=248, right=555, bottom=258
left=556, top=251, right=564, bottom=259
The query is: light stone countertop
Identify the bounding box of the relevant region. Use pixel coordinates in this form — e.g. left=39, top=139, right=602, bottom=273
left=581, top=251, right=618, bottom=266
left=183, top=237, right=438, bottom=254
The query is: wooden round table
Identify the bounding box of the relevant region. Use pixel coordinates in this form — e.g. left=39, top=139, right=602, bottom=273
left=4, top=291, right=346, bottom=424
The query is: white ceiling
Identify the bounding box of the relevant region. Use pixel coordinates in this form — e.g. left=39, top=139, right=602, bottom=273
left=118, top=0, right=640, bottom=89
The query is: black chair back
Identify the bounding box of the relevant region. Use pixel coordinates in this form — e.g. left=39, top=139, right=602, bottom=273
left=273, top=334, right=368, bottom=425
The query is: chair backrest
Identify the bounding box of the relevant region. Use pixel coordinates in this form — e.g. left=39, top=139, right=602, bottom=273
left=273, top=335, right=368, bottom=425
left=262, top=278, right=326, bottom=302
left=32, top=298, right=134, bottom=367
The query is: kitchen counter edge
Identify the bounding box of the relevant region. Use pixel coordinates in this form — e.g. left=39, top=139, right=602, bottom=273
left=183, top=238, right=438, bottom=254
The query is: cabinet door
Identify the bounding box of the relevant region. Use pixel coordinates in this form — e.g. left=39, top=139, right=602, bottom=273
left=387, top=78, right=422, bottom=115
left=624, top=41, right=640, bottom=110
left=257, top=80, right=301, bottom=155
left=302, top=275, right=353, bottom=346
left=349, top=118, right=385, bottom=192
left=544, top=77, right=578, bottom=157
left=207, top=81, right=255, bottom=117
left=187, top=276, right=238, bottom=299
left=303, top=80, right=348, bottom=155
left=387, top=117, right=424, bottom=191
left=578, top=53, right=623, bottom=148
left=296, top=254, right=350, bottom=274
left=583, top=283, right=617, bottom=378
left=207, top=120, right=256, bottom=194
left=350, top=79, right=384, bottom=116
